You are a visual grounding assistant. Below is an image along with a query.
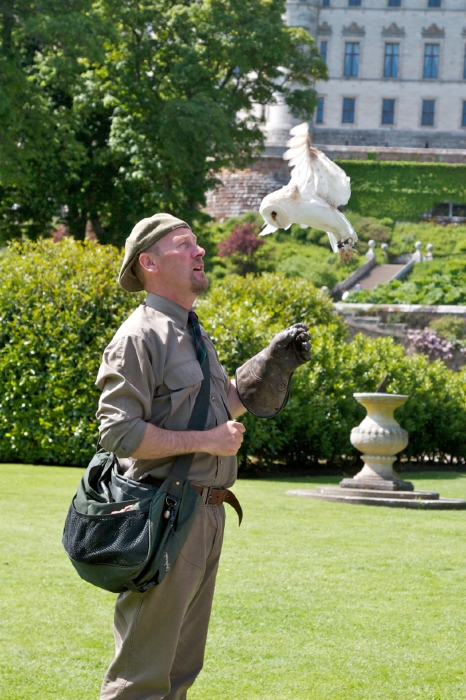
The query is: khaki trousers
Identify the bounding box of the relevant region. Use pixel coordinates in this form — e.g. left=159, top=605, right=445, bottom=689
left=100, top=503, right=225, bottom=700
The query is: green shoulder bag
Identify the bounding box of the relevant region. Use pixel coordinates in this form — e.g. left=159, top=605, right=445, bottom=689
left=62, top=353, right=210, bottom=594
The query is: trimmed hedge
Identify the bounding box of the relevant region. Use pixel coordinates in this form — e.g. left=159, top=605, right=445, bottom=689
left=337, top=160, right=466, bottom=221
left=0, top=239, right=141, bottom=465
left=1, top=239, right=466, bottom=470
left=199, top=277, right=466, bottom=470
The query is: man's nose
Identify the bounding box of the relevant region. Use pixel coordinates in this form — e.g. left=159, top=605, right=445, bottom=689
left=194, top=244, right=205, bottom=257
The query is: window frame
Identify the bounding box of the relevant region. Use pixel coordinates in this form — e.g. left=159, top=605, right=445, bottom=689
left=423, top=43, right=439, bottom=80
left=382, top=99, right=395, bottom=125
left=421, top=99, right=435, bottom=127
left=316, top=97, right=325, bottom=124
left=344, top=42, right=360, bottom=78
left=342, top=97, right=356, bottom=124
left=384, top=43, right=399, bottom=78
left=320, top=40, right=328, bottom=64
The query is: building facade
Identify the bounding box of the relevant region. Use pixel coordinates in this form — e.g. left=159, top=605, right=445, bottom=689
left=265, top=0, right=466, bottom=151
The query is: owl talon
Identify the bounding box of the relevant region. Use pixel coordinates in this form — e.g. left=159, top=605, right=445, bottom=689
left=337, top=237, right=355, bottom=264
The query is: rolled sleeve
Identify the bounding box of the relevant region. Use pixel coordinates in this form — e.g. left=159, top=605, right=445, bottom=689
left=96, top=335, right=156, bottom=458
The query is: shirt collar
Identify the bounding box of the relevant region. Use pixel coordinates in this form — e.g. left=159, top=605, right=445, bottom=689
left=145, top=292, right=191, bottom=326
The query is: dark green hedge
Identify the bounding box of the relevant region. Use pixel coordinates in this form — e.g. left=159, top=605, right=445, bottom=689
left=337, top=160, right=466, bottom=221
left=1, top=239, right=466, bottom=470
left=0, top=239, right=141, bottom=466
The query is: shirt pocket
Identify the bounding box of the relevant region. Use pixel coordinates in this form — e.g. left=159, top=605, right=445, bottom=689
left=163, top=361, right=204, bottom=430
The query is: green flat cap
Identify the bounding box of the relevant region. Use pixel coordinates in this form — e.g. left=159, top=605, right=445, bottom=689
left=118, top=213, right=190, bottom=292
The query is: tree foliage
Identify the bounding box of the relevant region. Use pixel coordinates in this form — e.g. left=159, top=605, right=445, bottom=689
left=0, top=0, right=326, bottom=244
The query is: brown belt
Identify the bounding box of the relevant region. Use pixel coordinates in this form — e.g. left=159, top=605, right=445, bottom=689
left=143, top=475, right=243, bottom=525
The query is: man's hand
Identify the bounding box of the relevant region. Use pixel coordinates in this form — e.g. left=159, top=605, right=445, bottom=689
left=200, top=420, right=246, bottom=456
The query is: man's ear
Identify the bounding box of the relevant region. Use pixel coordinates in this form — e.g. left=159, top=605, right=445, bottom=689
left=139, top=252, right=159, bottom=274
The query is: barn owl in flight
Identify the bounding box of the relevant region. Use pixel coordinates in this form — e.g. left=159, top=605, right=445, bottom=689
left=259, top=123, right=358, bottom=262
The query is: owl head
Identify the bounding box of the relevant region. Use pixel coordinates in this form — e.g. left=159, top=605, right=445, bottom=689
left=259, top=196, right=292, bottom=233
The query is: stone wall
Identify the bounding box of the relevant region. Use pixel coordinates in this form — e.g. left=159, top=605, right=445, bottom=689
left=313, top=130, right=466, bottom=151
left=205, top=157, right=290, bottom=222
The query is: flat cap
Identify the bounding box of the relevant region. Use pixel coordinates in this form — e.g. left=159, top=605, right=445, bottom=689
left=118, top=213, right=190, bottom=292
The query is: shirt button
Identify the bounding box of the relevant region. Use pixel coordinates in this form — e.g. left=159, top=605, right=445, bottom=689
left=220, top=459, right=223, bottom=465
left=211, top=396, right=215, bottom=401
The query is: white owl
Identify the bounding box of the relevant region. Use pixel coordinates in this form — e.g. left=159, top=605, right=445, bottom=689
left=259, top=123, right=358, bottom=262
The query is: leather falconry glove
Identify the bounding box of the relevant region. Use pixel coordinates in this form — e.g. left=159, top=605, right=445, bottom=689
left=235, top=323, right=311, bottom=418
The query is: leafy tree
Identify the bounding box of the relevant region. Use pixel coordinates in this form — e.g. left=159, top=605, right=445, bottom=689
left=0, top=0, right=106, bottom=241
left=0, top=0, right=326, bottom=244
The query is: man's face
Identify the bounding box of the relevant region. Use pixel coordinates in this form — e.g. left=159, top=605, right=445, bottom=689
left=153, top=227, right=208, bottom=298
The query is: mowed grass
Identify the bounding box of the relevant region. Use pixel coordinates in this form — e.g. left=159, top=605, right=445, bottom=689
left=1, top=465, right=466, bottom=699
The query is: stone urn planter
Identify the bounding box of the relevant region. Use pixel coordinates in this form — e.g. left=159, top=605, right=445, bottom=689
left=340, top=393, right=413, bottom=492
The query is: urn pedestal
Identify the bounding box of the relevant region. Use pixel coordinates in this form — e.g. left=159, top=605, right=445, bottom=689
left=340, top=393, right=413, bottom=492
left=287, top=391, right=466, bottom=508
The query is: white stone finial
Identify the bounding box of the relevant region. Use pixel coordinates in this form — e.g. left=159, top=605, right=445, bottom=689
left=425, top=243, right=434, bottom=261
left=366, top=239, right=376, bottom=260
left=412, top=241, right=423, bottom=262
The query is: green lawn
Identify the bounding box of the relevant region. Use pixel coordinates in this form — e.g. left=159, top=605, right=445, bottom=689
left=1, top=464, right=466, bottom=700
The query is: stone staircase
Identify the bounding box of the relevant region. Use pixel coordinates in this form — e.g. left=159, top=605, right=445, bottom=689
left=356, top=263, right=406, bottom=290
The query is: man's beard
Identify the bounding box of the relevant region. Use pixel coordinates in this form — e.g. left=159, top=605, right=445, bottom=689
left=190, top=272, right=209, bottom=295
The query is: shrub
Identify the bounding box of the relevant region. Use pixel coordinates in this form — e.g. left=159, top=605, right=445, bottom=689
left=217, top=221, right=269, bottom=275
left=407, top=329, right=456, bottom=362
left=429, top=315, right=466, bottom=342
left=1, top=242, right=466, bottom=470
left=0, top=239, right=141, bottom=465
left=276, top=255, right=339, bottom=289
left=199, top=275, right=466, bottom=471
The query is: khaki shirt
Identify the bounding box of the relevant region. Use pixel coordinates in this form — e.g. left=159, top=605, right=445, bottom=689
left=96, top=293, right=237, bottom=488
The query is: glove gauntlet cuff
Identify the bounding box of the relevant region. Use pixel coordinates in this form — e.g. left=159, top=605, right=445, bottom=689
left=235, top=349, right=293, bottom=418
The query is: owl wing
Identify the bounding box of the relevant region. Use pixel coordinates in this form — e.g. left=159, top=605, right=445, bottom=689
left=283, top=123, right=351, bottom=208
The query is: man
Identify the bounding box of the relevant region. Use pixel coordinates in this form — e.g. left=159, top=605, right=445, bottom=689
left=96, top=213, right=310, bottom=700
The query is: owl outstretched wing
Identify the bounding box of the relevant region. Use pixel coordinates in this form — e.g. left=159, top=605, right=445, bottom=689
left=283, top=123, right=351, bottom=208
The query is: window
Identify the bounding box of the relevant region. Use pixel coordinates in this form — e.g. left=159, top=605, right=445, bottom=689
left=463, top=47, right=466, bottom=80
left=320, top=41, right=327, bottom=64
left=349, top=0, right=361, bottom=5
left=462, top=101, right=466, bottom=127
left=344, top=43, right=359, bottom=77
left=342, top=98, right=355, bottom=123
left=428, top=0, right=441, bottom=6
left=384, top=43, right=399, bottom=78
left=322, top=0, right=330, bottom=5
left=382, top=99, right=395, bottom=124
left=388, top=0, right=401, bottom=5
left=424, top=44, right=439, bottom=78
left=316, top=98, right=324, bottom=124
left=422, top=100, right=435, bottom=126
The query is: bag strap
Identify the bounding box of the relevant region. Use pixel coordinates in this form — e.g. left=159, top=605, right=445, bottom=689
left=170, top=349, right=211, bottom=481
